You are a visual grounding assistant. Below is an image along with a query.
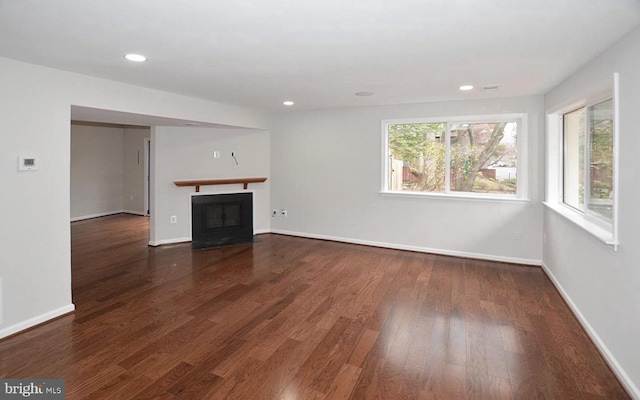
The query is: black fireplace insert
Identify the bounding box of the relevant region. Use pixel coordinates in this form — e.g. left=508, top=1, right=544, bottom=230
left=191, top=192, right=253, bottom=249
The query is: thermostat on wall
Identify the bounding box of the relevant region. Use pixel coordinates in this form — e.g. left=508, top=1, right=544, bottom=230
left=18, top=156, right=38, bottom=171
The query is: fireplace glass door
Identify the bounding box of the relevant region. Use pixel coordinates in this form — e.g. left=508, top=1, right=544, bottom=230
left=191, top=193, right=253, bottom=249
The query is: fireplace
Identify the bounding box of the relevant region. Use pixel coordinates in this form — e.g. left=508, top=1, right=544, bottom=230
left=191, top=192, right=254, bottom=249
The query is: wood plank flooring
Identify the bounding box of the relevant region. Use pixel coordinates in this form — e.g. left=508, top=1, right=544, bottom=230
left=0, top=214, right=629, bottom=399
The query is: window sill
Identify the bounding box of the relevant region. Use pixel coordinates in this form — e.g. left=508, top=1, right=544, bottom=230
left=543, top=201, right=618, bottom=248
left=380, top=190, right=530, bottom=204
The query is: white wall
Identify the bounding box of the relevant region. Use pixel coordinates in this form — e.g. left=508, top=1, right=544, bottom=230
left=543, top=26, right=640, bottom=397
left=70, top=124, right=124, bottom=219
left=270, top=95, right=544, bottom=264
left=0, top=56, right=270, bottom=339
left=70, top=125, right=150, bottom=219
left=151, top=127, right=271, bottom=245
left=123, top=127, right=151, bottom=214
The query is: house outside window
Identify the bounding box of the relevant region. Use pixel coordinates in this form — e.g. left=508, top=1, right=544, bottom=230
left=382, top=114, right=526, bottom=200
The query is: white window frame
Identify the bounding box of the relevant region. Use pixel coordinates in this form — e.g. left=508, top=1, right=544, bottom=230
left=544, top=73, right=619, bottom=249
left=562, top=97, right=614, bottom=225
left=381, top=113, right=528, bottom=202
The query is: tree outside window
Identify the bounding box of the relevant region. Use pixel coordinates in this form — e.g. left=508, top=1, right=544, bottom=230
left=387, top=118, right=520, bottom=196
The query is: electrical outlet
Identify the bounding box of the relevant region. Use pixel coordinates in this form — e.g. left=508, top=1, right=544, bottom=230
left=129, top=194, right=134, bottom=202
left=281, top=209, right=288, bottom=217
left=170, top=215, right=177, bottom=224
left=213, top=151, right=221, bottom=159
left=272, top=209, right=278, bottom=219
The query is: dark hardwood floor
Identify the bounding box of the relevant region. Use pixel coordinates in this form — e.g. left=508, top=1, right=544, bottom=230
left=0, top=214, right=629, bottom=399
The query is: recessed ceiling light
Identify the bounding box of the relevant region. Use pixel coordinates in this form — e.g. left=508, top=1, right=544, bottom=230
left=124, top=53, right=147, bottom=62
left=355, top=91, right=375, bottom=97
left=283, top=101, right=294, bottom=106
left=459, top=85, right=474, bottom=91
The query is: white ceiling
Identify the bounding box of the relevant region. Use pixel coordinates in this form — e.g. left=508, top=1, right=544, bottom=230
left=1, top=0, right=639, bottom=112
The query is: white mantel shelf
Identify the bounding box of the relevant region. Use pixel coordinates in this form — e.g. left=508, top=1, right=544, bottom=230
left=174, top=177, right=267, bottom=192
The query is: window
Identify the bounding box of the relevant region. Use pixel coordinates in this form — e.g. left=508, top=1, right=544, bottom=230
left=383, top=114, right=525, bottom=199
left=563, top=99, right=614, bottom=224
left=544, top=74, right=619, bottom=248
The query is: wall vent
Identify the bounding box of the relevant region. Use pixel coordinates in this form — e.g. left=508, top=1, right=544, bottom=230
left=482, top=85, right=501, bottom=92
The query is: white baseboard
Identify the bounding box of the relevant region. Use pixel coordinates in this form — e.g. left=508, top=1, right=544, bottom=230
left=148, top=237, right=192, bottom=247
left=147, top=228, right=540, bottom=266
left=71, top=210, right=148, bottom=222
left=541, top=262, right=639, bottom=399
left=122, top=210, right=147, bottom=216
left=270, top=229, right=541, bottom=266
left=70, top=210, right=123, bottom=222
left=0, top=304, right=75, bottom=340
